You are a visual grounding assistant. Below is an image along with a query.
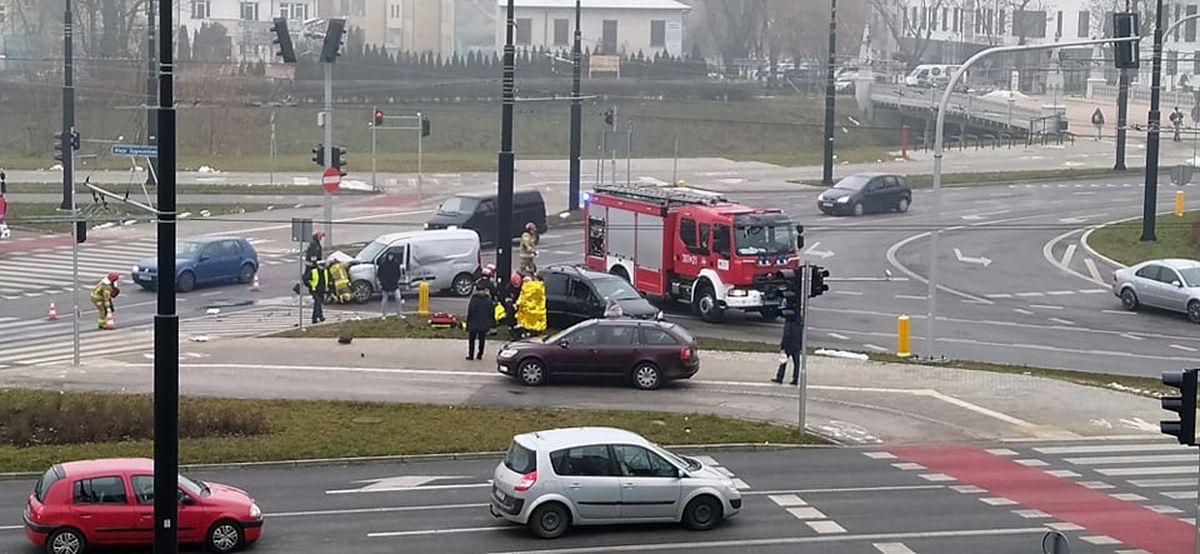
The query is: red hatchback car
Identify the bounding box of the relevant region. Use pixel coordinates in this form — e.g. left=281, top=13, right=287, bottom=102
left=23, top=458, right=263, bottom=554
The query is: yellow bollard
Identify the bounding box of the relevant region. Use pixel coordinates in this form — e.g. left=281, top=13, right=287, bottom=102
left=418, top=281, right=430, bottom=316
left=897, top=315, right=912, bottom=358
left=1176, top=190, right=1186, bottom=217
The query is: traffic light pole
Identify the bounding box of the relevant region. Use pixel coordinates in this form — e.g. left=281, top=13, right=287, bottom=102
left=1142, top=0, right=1165, bottom=242
left=323, top=61, right=334, bottom=249
left=417, top=111, right=424, bottom=201
left=497, top=0, right=516, bottom=284
left=568, top=0, right=582, bottom=211
left=1116, top=68, right=1130, bottom=170
left=60, top=0, right=74, bottom=211
left=798, top=263, right=810, bottom=434
left=371, top=105, right=378, bottom=192
left=145, top=0, right=157, bottom=185
left=821, top=0, right=838, bottom=186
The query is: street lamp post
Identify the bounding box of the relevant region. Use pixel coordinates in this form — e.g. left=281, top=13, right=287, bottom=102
left=568, top=0, right=582, bottom=211
left=497, top=0, right=517, bottom=283
left=1142, top=0, right=1166, bottom=241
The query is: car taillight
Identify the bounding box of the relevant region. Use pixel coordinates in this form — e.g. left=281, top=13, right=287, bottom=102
left=514, top=471, right=537, bottom=492
left=680, top=346, right=692, bottom=361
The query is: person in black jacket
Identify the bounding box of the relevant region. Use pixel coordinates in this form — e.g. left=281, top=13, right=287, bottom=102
left=305, top=230, right=325, bottom=264
left=772, top=313, right=804, bottom=385
left=466, top=287, right=494, bottom=360
left=377, top=252, right=404, bottom=319
left=304, top=261, right=329, bottom=324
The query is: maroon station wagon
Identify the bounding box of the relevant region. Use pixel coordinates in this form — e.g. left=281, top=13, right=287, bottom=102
left=496, top=319, right=700, bottom=390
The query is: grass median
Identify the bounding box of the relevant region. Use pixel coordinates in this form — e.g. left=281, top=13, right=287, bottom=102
left=789, top=167, right=1130, bottom=188
left=6, top=182, right=374, bottom=197
left=0, top=388, right=818, bottom=473
left=279, top=318, right=1168, bottom=398
left=1087, top=211, right=1200, bottom=266
left=5, top=202, right=284, bottom=234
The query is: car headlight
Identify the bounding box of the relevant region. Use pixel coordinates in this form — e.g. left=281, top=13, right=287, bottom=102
left=655, top=310, right=664, bottom=321
left=720, top=477, right=736, bottom=490
left=499, top=348, right=519, bottom=359
left=423, top=222, right=430, bottom=229
left=249, top=503, right=261, bottom=518
left=728, top=289, right=747, bottom=297
left=132, top=265, right=140, bottom=273
left=837, top=196, right=851, bottom=203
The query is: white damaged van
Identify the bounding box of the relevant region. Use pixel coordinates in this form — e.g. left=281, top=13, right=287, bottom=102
left=346, top=229, right=481, bottom=302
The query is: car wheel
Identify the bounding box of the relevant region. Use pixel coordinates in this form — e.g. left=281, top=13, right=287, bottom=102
left=528, top=502, right=570, bottom=539
left=177, top=271, right=196, bottom=293
left=1189, top=300, right=1200, bottom=323
left=518, top=358, right=547, bottom=386
left=682, top=495, right=724, bottom=531
left=452, top=273, right=475, bottom=297
left=1120, top=288, right=1139, bottom=311
left=45, top=528, right=85, bottom=554
left=206, top=520, right=244, bottom=553
left=853, top=202, right=864, bottom=217
left=351, top=280, right=373, bottom=304
left=897, top=197, right=910, bottom=213
left=760, top=306, right=781, bottom=322
left=237, top=263, right=256, bottom=284
left=693, top=283, right=724, bottom=323
left=631, top=362, right=662, bottom=390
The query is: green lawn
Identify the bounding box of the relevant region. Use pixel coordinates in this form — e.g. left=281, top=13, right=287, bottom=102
left=6, top=182, right=373, bottom=196
left=6, top=202, right=282, bottom=234
left=0, top=389, right=821, bottom=473
left=1087, top=211, right=1200, bottom=266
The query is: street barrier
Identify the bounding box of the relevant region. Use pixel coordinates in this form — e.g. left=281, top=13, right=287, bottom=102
left=1176, top=190, right=1186, bottom=217
left=418, top=281, right=430, bottom=316
left=897, top=315, right=911, bottom=358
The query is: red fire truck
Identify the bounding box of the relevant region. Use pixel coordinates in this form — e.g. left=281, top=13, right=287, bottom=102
left=583, top=183, right=802, bottom=322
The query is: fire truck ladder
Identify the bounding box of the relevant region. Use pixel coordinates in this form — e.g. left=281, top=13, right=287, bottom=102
left=594, top=183, right=727, bottom=207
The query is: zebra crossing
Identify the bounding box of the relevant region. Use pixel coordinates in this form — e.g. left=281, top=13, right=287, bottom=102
left=0, top=237, right=292, bottom=299
left=0, top=300, right=354, bottom=367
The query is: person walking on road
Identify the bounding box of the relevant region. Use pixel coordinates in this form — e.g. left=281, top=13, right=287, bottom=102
left=305, top=230, right=325, bottom=264
left=772, top=313, right=804, bottom=385
left=1091, top=108, right=1105, bottom=140
left=304, top=261, right=329, bottom=324
left=466, top=287, right=494, bottom=360
left=1171, top=107, right=1185, bottom=142
left=377, top=252, right=405, bottom=319
left=518, top=222, right=539, bottom=276
left=90, top=272, right=121, bottom=330
left=0, top=191, right=8, bottom=240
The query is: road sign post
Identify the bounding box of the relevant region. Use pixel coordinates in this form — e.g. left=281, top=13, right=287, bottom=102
left=292, top=218, right=313, bottom=330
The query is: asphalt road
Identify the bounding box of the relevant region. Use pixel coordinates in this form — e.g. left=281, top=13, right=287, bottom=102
left=2, top=443, right=1179, bottom=554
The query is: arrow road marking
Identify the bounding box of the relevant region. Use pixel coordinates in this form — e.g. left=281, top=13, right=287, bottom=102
left=804, top=242, right=834, bottom=259
left=1059, top=243, right=1077, bottom=267
left=953, top=248, right=993, bottom=268
left=961, top=209, right=1011, bottom=221
left=1083, top=258, right=1104, bottom=284
left=327, top=475, right=478, bottom=494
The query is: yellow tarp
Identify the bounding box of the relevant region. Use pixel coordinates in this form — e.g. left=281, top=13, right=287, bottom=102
left=515, top=280, right=547, bottom=332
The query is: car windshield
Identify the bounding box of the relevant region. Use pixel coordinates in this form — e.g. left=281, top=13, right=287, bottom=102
left=356, top=239, right=389, bottom=262
left=656, top=444, right=702, bottom=472
left=179, top=474, right=210, bottom=497
left=734, top=215, right=795, bottom=256
left=1180, top=267, right=1200, bottom=287
left=832, top=175, right=871, bottom=191
left=437, top=196, right=478, bottom=215
left=592, top=276, right=641, bottom=301
left=176, top=241, right=202, bottom=258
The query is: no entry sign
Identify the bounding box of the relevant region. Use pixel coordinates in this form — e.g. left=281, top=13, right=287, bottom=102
left=322, top=167, right=341, bottom=193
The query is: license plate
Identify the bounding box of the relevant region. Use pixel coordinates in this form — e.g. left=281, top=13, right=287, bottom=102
left=493, top=487, right=506, bottom=502
left=822, top=202, right=833, bottom=208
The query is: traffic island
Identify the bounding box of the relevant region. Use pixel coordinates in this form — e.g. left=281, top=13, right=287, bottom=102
left=1085, top=211, right=1200, bottom=266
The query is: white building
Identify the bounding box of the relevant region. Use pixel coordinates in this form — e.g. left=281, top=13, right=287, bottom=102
left=495, top=0, right=689, bottom=57
left=179, top=0, right=317, bottom=62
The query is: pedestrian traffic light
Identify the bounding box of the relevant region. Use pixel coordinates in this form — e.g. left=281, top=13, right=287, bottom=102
left=1160, top=369, right=1197, bottom=446
left=75, top=220, right=87, bottom=243
left=271, top=18, right=297, bottom=63
left=373, top=110, right=384, bottom=127
left=311, top=145, right=325, bottom=166
left=809, top=265, right=829, bottom=298
left=319, top=18, right=346, bottom=63
left=603, top=108, right=615, bottom=127
left=421, top=116, right=431, bottom=137
left=796, top=224, right=804, bottom=250
left=1113, top=12, right=1140, bottom=69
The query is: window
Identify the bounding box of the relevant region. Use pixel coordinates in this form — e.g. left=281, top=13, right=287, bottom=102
left=602, top=20, right=618, bottom=53
left=1078, top=11, right=1090, bottom=38
left=504, top=442, right=537, bottom=473
left=1055, top=11, right=1063, bottom=38
left=587, top=216, right=606, bottom=256
left=920, top=7, right=927, bottom=29
left=603, top=324, right=638, bottom=346
left=200, top=243, right=220, bottom=260
left=698, top=223, right=711, bottom=254
left=0, top=4, right=6, bottom=27
left=554, top=18, right=570, bottom=46
left=679, top=218, right=698, bottom=252
left=516, top=18, right=532, bottom=45
left=1013, top=10, right=1047, bottom=38
left=570, top=278, right=594, bottom=302
left=1136, top=265, right=1162, bottom=281
left=910, top=7, right=918, bottom=31
left=1193, top=49, right=1199, bottom=73
left=390, top=4, right=400, bottom=18
left=942, top=7, right=949, bottom=31
left=279, top=2, right=307, bottom=20
left=33, top=466, right=64, bottom=503
left=998, top=10, right=1006, bottom=35
left=1176, top=4, right=1183, bottom=41
left=131, top=475, right=155, bottom=504
left=220, top=240, right=243, bottom=258
left=928, top=7, right=936, bottom=30
left=551, top=445, right=617, bottom=477
left=612, top=445, right=677, bottom=478
left=953, top=8, right=961, bottom=33
left=240, top=1, right=258, bottom=21
left=1188, top=5, right=1198, bottom=41
left=74, top=476, right=128, bottom=504
left=641, top=326, right=679, bottom=346
left=565, top=324, right=603, bottom=346
left=1168, top=50, right=1179, bottom=75
left=192, top=0, right=210, bottom=19
left=651, top=20, right=666, bottom=47
left=713, top=224, right=731, bottom=258
left=544, top=273, right=569, bottom=297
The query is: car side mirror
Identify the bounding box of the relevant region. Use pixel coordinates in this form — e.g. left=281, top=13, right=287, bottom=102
left=1173, top=280, right=1184, bottom=288
left=557, top=339, right=570, bottom=349
left=179, top=493, right=195, bottom=505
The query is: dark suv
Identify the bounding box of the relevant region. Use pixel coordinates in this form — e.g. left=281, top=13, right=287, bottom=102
left=539, top=266, right=660, bottom=328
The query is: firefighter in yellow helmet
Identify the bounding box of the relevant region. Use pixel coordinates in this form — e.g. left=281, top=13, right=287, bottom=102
left=90, top=272, right=121, bottom=329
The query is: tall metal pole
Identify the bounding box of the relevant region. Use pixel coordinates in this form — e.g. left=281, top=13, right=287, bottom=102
left=323, top=62, right=334, bottom=249
left=1142, top=0, right=1165, bottom=242
left=821, top=0, right=838, bottom=186
left=672, top=134, right=679, bottom=186
left=1116, top=67, right=1130, bottom=170
left=497, top=0, right=517, bottom=283
left=153, top=0, right=180, bottom=549
left=270, top=109, right=277, bottom=187
left=60, top=0, right=74, bottom=211
left=568, top=0, right=582, bottom=211
left=798, top=263, right=810, bottom=433
left=625, top=121, right=632, bottom=186
left=145, top=0, right=158, bottom=184
left=417, top=111, right=424, bottom=201
left=371, top=106, right=378, bottom=191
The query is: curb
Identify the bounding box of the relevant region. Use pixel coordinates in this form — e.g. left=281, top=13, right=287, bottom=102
left=1079, top=208, right=1187, bottom=270
left=0, top=443, right=823, bottom=482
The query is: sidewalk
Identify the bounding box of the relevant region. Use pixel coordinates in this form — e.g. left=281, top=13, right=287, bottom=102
left=1, top=337, right=1162, bottom=445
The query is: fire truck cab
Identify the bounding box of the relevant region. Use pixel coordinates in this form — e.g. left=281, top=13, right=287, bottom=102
left=583, top=183, right=801, bottom=322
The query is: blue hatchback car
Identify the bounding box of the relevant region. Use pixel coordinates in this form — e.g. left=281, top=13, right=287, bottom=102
left=132, top=237, right=259, bottom=293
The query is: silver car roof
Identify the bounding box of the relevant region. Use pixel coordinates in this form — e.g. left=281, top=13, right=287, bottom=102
left=514, top=427, right=651, bottom=451
left=1136, top=258, right=1200, bottom=270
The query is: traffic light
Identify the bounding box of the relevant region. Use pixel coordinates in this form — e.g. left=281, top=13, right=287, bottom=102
left=1160, top=369, right=1197, bottom=446
left=320, top=18, right=346, bottom=63
left=271, top=18, right=297, bottom=63
left=74, top=220, right=87, bottom=243
left=332, top=146, right=348, bottom=175
left=603, top=108, right=615, bottom=127
left=53, top=132, right=65, bottom=162
left=1113, top=12, right=1140, bottom=69
left=796, top=224, right=804, bottom=250
left=70, top=130, right=80, bottom=150
left=421, top=116, right=431, bottom=137
left=809, top=265, right=829, bottom=298
left=374, top=110, right=384, bottom=127
left=311, top=144, right=325, bottom=166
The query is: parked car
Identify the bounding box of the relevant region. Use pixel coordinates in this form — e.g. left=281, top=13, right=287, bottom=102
left=425, top=189, right=547, bottom=246
left=496, top=318, right=698, bottom=390
left=817, top=173, right=912, bottom=216
left=490, top=427, right=742, bottom=539
left=132, top=237, right=258, bottom=293
left=346, top=229, right=481, bottom=301
left=24, top=458, right=263, bottom=554
left=539, top=265, right=661, bottom=328
left=1112, top=258, right=1200, bottom=323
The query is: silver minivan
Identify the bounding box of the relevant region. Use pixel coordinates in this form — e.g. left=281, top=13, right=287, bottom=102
left=490, top=427, right=742, bottom=539
left=347, top=229, right=481, bottom=302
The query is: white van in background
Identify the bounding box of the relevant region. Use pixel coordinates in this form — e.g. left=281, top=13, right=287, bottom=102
left=905, top=64, right=962, bottom=88
left=346, top=229, right=481, bottom=302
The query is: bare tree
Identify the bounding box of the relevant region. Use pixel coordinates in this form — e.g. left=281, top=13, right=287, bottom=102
left=870, top=0, right=959, bottom=67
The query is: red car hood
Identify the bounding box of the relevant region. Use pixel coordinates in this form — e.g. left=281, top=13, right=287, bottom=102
left=204, top=481, right=254, bottom=504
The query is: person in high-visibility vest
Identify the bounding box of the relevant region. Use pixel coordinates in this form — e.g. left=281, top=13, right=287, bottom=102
left=90, top=272, right=121, bottom=329
left=518, top=222, right=539, bottom=276
left=304, top=261, right=330, bottom=324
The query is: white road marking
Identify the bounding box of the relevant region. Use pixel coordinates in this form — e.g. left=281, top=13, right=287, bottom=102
left=1148, top=505, right=1184, bottom=514
left=891, top=462, right=926, bottom=471
left=1083, top=258, right=1105, bottom=283
left=984, top=448, right=1018, bottom=456
left=767, top=494, right=807, bottom=507
left=1045, top=470, right=1081, bottom=478
left=834, top=290, right=863, bottom=296
left=367, top=526, right=505, bottom=538
left=984, top=293, right=1013, bottom=298
left=1012, top=308, right=1035, bottom=316
left=1078, top=481, right=1114, bottom=489
left=1014, top=459, right=1048, bottom=467
left=807, top=520, right=847, bottom=534
left=827, top=332, right=850, bottom=340
left=918, top=473, right=956, bottom=482
left=786, top=506, right=827, bottom=520
left=894, top=294, right=926, bottom=300
left=1080, top=535, right=1121, bottom=545
left=1014, top=292, right=1044, bottom=297
left=1064, top=454, right=1196, bottom=465
left=953, top=248, right=992, bottom=267
left=1170, top=344, right=1199, bottom=352
left=1011, top=509, right=1050, bottom=519
left=1103, top=310, right=1138, bottom=315
left=1048, top=317, right=1075, bottom=325
left=1162, top=491, right=1198, bottom=499
left=326, top=482, right=491, bottom=495
left=1045, top=290, right=1075, bottom=296
left=873, top=543, right=916, bottom=554
left=950, top=485, right=986, bottom=494
left=863, top=452, right=898, bottom=460
left=742, top=485, right=945, bottom=496
left=268, top=502, right=485, bottom=518
left=1111, top=493, right=1148, bottom=501
left=1029, top=304, right=1063, bottom=310
left=1121, top=333, right=1145, bottom=340
left=1130, top=478, right=1194, bottom=488
left=1047, top=522, right=1085, bottom=531
left=961, top=209, right=1011, bottom=221
left=980, top=497, right=1018, bottom=506
left=1096, top=466, right=1194, bottom=476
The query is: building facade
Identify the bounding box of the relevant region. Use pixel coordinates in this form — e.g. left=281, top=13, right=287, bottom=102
left=496, top=0, right=689, bottom=57
left=351, top=0, right=455, bottom=57
left=179, top=0, right=317, bottom=63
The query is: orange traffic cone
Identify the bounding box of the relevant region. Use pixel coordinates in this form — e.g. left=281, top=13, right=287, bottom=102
left=47, top=302, right=57, bottom=321
left=104, top=310, right=116, bottom=330
left=250, top=274, right=261, bottom=292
